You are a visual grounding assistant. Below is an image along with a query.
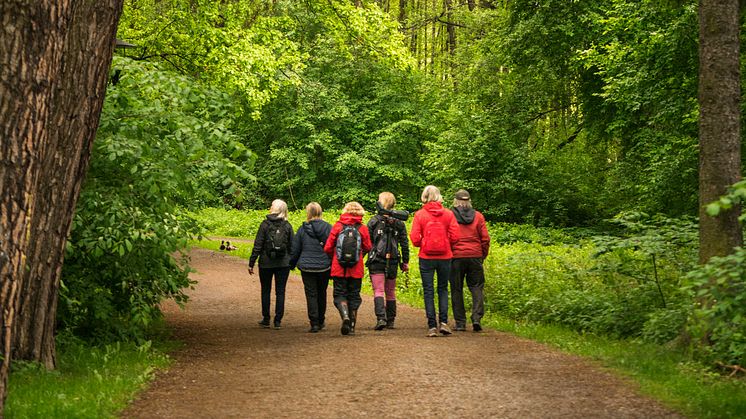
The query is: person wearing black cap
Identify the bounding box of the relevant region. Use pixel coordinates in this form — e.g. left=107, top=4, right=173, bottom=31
left=450, top=189, right=490, bottom=332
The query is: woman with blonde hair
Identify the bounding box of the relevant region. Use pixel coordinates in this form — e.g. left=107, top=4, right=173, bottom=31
left=323, top=202, right=372, bottom=335
left=289, top=202, right=333, bottom=333
left=366, top=192, right=410, bottom=330
left=249, top=199, right=294, bottom=329
left=410, top=185, right=460, bottom=337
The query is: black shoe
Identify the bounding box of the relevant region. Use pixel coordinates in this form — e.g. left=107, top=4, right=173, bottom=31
left=341, top=318, right=351, bottom=335
left=349, top=309, right=357, bottom=336
left=258, top=319, right=270, bottom=328
left=473, top=323, right=482, bottom=332
left=454, top=324, right=466, bottom=332
left=309, top=325, right=320, bottom=333
left=385, top=320, right=395, bottom=329
left=273, top=322, right=282, bottom=330
left=319, top=322, right=326, bottom=330
left=374, top=318, right=387, bottom=331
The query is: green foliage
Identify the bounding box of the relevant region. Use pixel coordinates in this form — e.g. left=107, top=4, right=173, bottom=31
left=119, top=0, right=305, bottom=113
left=241, top=3, right=430, bottom=210
left=6, top=337, right=171, bottom=418
left=706, top=180, right=746, bottom=223
left=61, top=58, right=250, bottom=341
left=686, top=248, right=746, bottom=366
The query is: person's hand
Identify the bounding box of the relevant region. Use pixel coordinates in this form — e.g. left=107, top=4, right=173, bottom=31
left=248, top=266, right=254, bottom=275
left=401, top=263, right=409, bottom=272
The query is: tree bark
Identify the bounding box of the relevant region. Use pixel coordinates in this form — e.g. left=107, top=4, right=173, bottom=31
left=398, top=0, right=407, bottom=26
left=698, top=0, right=743, bottom=263
left=0, top=1, right=72, bottom=410
left=11, top=0, right=124, bottom=370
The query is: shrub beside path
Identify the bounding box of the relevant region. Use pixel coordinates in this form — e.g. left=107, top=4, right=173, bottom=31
left=122, top=248, right=681, bottom=418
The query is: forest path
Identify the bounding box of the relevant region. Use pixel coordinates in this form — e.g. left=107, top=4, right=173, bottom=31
left=122, top=248, right=680, bottom=418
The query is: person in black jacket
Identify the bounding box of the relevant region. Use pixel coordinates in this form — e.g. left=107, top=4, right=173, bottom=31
left=366, top=192, right=410, bottom=330
left=289, top=202, right=333, bottom=333
left=249, top=199, right=294, bottom=329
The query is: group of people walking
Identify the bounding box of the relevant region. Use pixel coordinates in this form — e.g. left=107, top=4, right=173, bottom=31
left=247, top=185, right=490, bottom=337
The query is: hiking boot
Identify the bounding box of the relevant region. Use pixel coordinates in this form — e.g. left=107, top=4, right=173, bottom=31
left=385, top=300, right=396, bottom=329
left=374, top=318, right=387, bottom=331
left=439, top=322, right=452, bottom=335
left=427, top=328, right=438, bottom=337
left=473, top=323, right=482, bottom=332
left=454, top=324, right=466, bottom=332
left=258, top=319, right=270, bottom=328
left=338, top=302, right=351, bottom=335
left=349, top=309, right=357, bottom=335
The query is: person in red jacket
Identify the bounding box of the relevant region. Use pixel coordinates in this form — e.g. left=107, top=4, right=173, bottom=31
left=324, top=201, right=372, bottom=335
left=450, top=189, right=491, bottom=332
left=410, top=185, right=460, bottom=337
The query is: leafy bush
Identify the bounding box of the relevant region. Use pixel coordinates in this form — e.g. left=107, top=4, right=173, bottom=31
left=686, top=247, right=746, bottom=366
left=60, top=59, right=250, bottom=341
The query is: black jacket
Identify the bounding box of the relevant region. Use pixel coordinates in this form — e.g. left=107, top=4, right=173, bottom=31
left=289, top=219, right=332, bottom=271
left=249, top=215, right=294, bottom=269
left=366, top=214, right=409, bottom=274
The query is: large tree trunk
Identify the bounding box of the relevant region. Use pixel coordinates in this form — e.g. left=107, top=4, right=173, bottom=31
left=0, top=1, right=72, bottom=410
left=698, top=0, right=743, bottom=263
left=0, top=0, right=123, bottom=412
left=11, top=0, right=124, bottom=370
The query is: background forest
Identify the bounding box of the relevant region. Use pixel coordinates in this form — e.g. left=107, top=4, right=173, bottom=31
left=52, top=0, right=743, bottom=374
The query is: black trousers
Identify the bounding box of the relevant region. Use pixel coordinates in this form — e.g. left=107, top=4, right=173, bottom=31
left=450, top=258, right=485, bottom=326
left=332, top=277, right=363, bottom=311
left=259, top=267, right=290, bottom=322
left=301, top=270, right=330, bottom=327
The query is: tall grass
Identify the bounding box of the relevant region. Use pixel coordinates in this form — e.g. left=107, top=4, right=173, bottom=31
left=6, top=338, right=173, bottom=418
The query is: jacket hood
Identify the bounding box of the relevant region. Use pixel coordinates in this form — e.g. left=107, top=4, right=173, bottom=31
left=303, top=219, right=325, bottom=237
left=423, top=201, right=445, bottom=217
left=266, top=214, right=284, bottom=222
left=452, top=206, right=475, bottom=224
left=339, top=213, right=364, bottom=225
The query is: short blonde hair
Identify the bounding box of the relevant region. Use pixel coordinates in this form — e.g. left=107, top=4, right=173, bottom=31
left=306, top=202, right=323, bottom=221
left=342, top=201, right=365, bottom=216
left=269, top=199, right=288, bottom=220
left=378, top=192, right=396, bottom=210
left=420, top=185, right=442, bottom=204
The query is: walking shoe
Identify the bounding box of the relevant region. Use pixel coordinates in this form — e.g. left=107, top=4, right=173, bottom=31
left=439, top=322, right=452, bottom=335
left=454, top=324, right=466, bottom=332
left=385, top=320, right=395, bottom=329
left=473, top=323, right=482, bottom=332
left=374, top=318, right=387, bottom=331
left=427, top=328, right=438, bottom=337
left=258, top=320, right=270, bottom=328
left=309, top=325, right=320, bottom=333
left=273, top=322, right=282, bottom=330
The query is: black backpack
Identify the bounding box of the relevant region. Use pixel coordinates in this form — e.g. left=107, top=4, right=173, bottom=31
left=369, top=216, right=399, bottom=263
left=335, top=224, right=361, bottom=268
left=266, top=221, right=290, bottom=259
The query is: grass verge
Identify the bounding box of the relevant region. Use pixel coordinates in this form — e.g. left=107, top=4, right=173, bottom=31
left=479, top=316, right=746, bottom=418
left=6, top=338, right=175, bottom=418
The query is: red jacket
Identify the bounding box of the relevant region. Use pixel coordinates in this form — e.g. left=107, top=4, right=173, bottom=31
left=324, top=213, right=372, bottom=278
left=410, top=202, right=460, bottom=259
left=451, top=207, right=490, bottom=259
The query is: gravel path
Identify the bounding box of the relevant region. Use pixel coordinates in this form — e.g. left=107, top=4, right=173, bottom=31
left=121, top=248, right=681, bottom=418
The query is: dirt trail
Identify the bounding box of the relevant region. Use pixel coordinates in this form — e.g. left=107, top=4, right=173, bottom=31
left=122, top=248, right=681, bottom=418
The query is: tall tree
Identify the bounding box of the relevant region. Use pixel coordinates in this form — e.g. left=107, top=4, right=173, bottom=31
left=698, top=0, right=742, bottom=263
left=0, top=0, right=123, bottom=411
left=0, top=1, right=72, bottom=410
left=11, top=0, right=124, bottom=369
